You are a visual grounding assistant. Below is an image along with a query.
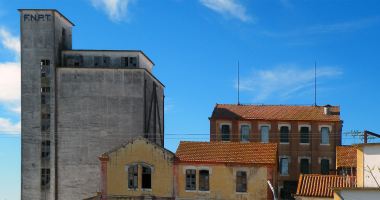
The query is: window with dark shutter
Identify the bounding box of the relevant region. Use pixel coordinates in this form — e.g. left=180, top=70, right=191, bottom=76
left=221, top=125, right=230, bottom=142
left=280, top=126, right=289, bottom=143
left=321, top=159, right=329, bottom=175
left=300, top=127, right=309, bottom=143
left=300, top=159, right=309, bottom=174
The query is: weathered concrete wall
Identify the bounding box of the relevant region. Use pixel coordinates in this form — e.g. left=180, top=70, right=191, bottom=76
left=105, top=137, right=174, bottom=198
left=62, top=51, right=153, bottom=73
left=177, top=164, right=268, bottom=200
left=56, top=68, right=164, bottom=199
left=20, top=9, right=73, bottom=200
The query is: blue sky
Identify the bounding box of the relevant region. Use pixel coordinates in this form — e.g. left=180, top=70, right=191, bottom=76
left=1, top=0, right=380, bottom=199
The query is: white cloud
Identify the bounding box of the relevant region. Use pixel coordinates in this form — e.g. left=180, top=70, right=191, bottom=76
left=0, top=118, right=20, bottom=135
left=199, top=0, right=253, bottom=22
left=0, top=28, right=21, bottom=114
left=0, top=28, right=20, bottom=55
left=90, top=0, right=134, bottom=22
left=238, top=64, right=342, bottom=102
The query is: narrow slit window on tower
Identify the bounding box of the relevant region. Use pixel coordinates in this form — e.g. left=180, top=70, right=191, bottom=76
left=128, top=165, right=138, bottom=189
left=41, top=60, right=50, bottom=77
left=142, top=167, right=151, bottom=189
left=41, top=168, right=50, bottom=187
left=41, top=113, right=50, bottom=132
left=41, top=87, right=50, bottom=104
left=41, top=140, right=50, bottom=158
left=62, top=27, right=66, bottom=37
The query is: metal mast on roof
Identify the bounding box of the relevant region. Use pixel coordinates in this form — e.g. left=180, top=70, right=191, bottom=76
left=314, top=62, right=317, bottom=106
left=238, top=61, right=240, bottom=105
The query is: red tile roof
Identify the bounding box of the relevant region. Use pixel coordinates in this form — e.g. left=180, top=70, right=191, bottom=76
left=210, top=104, right=340, bottom=121
left=175, top=141, right=277, bottom=164
left=336, top=146, right=357, bottom=168
left=295, top=174, right=356, bottom=198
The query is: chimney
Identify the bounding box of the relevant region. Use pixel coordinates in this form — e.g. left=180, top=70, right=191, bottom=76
left=324, top=104, right=332, bottom=115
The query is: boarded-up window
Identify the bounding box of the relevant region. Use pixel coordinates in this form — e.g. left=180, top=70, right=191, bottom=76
left=142, top=167, right=151, bottom=189
left=128, top=165, right=138, bottom=189
left=281, top=158, right=289, bottom=175
left=241, top=125, right=249, bottom=142
left=41, top=168, right=50, bottom=187
left=300, top=127, right=309, bottom=143
left=41, top=141, right=50, bottom=158
left=236, top=171, right=247, bottom=192
left=280, top=126, right=289, bottom=143
left=186, top=169, right=196, bottom=190
left=261, top=126, right=269, bottom=143
left=199, top=170, right=209, bottom=191
left=321, top=127, right=329, bottom=144
left=300, top=159, right=309, bottom=174
left=321, top=159, right=329, bottom=175
left=221, top=125, right=230, bottom=142
left=41, top=87, right=50, bottom=104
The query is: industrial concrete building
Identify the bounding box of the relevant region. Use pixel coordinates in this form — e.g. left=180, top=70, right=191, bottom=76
left=20, top=9, right=164, bottom=200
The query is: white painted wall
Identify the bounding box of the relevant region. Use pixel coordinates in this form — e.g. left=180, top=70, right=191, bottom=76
left=341, top=190, right=380, bottom=200
left=363, top=146, right=380, bottom=187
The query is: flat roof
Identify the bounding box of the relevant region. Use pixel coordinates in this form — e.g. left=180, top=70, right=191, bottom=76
left=62, top=50, right=155, bottom=66
left=18, top=9, right=75, bottom=26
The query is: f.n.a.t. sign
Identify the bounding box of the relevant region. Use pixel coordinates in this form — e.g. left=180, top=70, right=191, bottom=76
left=23, top=14, right=52, bottom=21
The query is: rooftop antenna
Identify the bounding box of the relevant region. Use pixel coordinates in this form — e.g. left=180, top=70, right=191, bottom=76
left=314, top=62, right=316, bottom=106
left=238, top=61, right=240, bottom=105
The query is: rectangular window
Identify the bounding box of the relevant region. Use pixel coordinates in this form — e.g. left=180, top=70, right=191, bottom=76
left=41, top=87, right=50, bottom=105
left=321, top=159, right=329, bottom=175
left=41, top=168, right=50, bottom=187
left=94, top=56, right=102, bottom=67
left=236, top=171, right=247, bottom=192
left=280, top=126, right=289, bottom=143
left=221, top=125, right=230, bottom=142
left=300, top=159, right=309, bottom=174
left=280, top=158, right=289, bottom=175
left=241, top=125, right=249, bottom=142
left=300, top=127, right=309, bottom=143
left=41, top=141, right=50, bottom=158
left=321, top=127, right=329, bottom=144
left=186, top=169, right=196, bottom=190
left=142, top=167, right=151, bottom=189
left=128, top=165, right=138, bottom=189
left=199, top=170, right=209, bottom=191
left=41, top=113, right=50, bottom=132
left=260, top=126, right=269, bottom=143
left=41, top=60, right=50, bottom=77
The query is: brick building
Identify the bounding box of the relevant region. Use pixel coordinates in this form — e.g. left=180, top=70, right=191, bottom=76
left=209, top=104, right=343, bottom=198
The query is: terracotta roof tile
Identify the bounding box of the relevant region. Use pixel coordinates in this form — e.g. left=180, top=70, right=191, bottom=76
left=295, top=174, right=356, bottom=198
left=336, top=146, right=357, bottom=168
left=175, top=141, right=277, bottom=164
left=210, top=104, right=340, bottom=121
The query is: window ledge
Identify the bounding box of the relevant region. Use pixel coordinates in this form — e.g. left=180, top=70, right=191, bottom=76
left=185, top=190, right=197, bottom=193
left=235, top=192, right=247, bottom=194
left=320, top=143, right=330, bottom=146
left=300, top=143, right=309, bottom=145
left=127, top=188, right=139, bottom=191
left=260, top=142, right=269, bottom=143
left=198, top=190, right=210, bottom=193
left=141, top=188, right=152, bottom=191
left=280, top=142, right=289, bottom=145
left=280, top=174, right=289, bottom=176
left=221, top=141, right=230, bottom=142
